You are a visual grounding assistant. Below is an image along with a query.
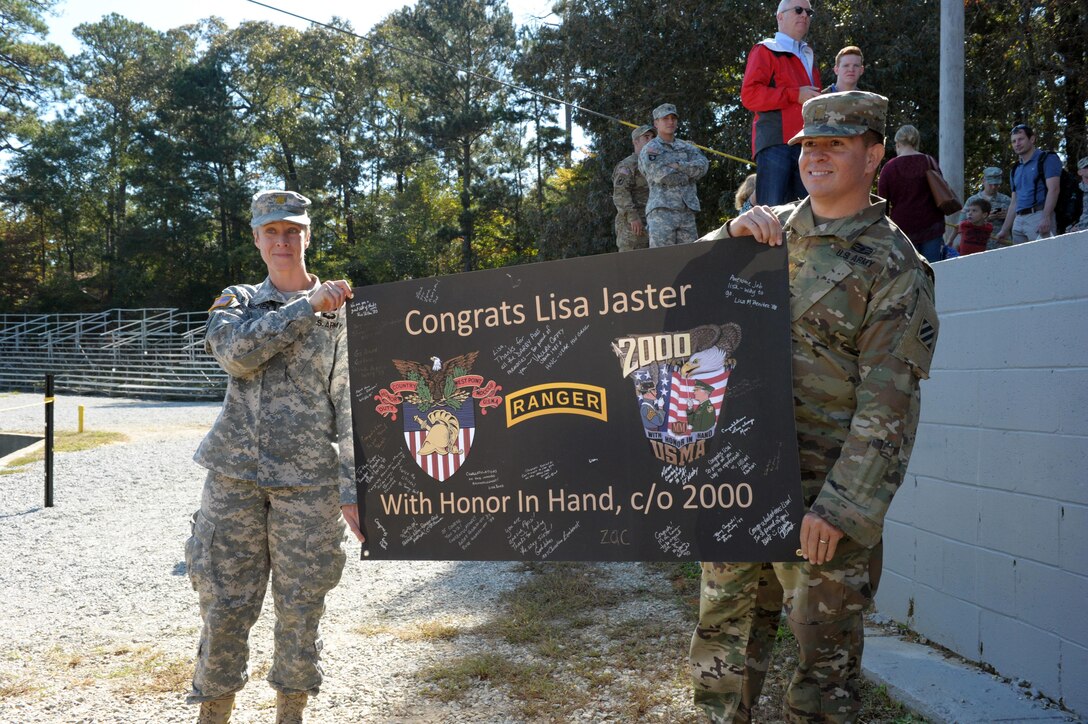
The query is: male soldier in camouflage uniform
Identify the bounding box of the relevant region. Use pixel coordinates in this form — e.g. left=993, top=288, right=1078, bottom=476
left=691, top=91, right=939, bottom=722
left=613, top=124, right=655, bottom=251
left=185, top=190, right=365, bottom=724
left=639, top=103, right=709, bottom=246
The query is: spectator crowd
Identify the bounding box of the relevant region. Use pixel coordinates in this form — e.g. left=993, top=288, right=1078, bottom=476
left=612, top=1, right=1087, bottom=260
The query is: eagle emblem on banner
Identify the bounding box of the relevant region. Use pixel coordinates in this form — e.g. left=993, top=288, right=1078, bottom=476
left=613, top=323, right=742, bottom=465
left=373, top=353, right=503, bottom=482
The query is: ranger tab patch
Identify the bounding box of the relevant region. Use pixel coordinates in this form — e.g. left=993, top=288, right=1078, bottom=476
left=209, top=293, right=236, bottom=311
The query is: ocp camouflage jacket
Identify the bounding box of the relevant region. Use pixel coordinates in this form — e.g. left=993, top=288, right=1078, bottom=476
left=778, top=197, right=938, bottom=547
left=193, top=276, right=357, bottom=505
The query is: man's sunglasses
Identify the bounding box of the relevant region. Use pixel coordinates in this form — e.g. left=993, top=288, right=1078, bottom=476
left=783, top=6, right=815, bottom=16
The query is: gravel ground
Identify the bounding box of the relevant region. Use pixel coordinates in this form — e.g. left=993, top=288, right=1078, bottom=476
left=0, top=393, right=699, bottom=723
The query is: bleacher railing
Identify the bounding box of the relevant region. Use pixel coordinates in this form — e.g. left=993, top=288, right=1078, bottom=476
left=0, top=309, right=226, bottom=400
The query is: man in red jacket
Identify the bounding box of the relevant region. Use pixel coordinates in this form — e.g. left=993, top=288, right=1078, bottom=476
left=741, top=0, right=821, bottom=207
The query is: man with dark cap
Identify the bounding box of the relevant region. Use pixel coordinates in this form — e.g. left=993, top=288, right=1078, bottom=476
left=613, top=124, right=655, bottom=251
left=638, top=103, right=709, bottom=247
left=186, top=190, right=364, bottom=724
left=690, top=91, right=939, bottom=723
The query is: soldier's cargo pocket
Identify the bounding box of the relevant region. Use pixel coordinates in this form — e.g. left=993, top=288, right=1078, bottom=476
left=304, top=521, right=346, bottom=597
left=185, top=510, right=215, bottom=593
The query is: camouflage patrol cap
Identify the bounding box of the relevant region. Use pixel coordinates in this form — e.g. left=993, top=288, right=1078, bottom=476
left=652, top=103, right=679, bottom=120
left=250, top=189, right=311, bottom=228
left=631, top=124, right=654, bottom=142
left=787, top=90, right=888, bottom=145
left=982, top=166, right=1003, bottom=183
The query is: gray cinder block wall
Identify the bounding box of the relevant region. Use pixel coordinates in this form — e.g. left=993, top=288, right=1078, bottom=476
left=876, top=231, right=1088, bottom=718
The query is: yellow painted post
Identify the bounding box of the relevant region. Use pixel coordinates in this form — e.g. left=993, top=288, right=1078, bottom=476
left=78, top=405, right=85, bottom=433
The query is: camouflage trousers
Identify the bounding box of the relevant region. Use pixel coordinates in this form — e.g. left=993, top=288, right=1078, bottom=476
left=647, top=208, right=698, bottom=247
left=185, top=472, right=346, bottom=703
left=690, top=538, right=883, bottom=723
left=615, top=215, right=650, bottom=252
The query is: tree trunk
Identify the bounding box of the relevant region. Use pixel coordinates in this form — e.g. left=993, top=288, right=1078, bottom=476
left=535, top=97, right=544, bottom=213
left=215, top=164, right=230, bottom=279
left=344, top=184, right=355, bottom=245
left=460, top=138, right=473, bottom=272
left=279, top=135, right=298, bottom=191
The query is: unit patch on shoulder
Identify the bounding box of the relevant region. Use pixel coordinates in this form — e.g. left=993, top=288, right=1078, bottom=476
left=917, top=317, right=936, bottom=354
left=893, top=292, right=939, bottom=379
left=209, top=293, right=236, bottom=311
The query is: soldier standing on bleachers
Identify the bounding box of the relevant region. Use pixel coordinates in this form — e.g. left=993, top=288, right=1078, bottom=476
left=613, top=124, right=655, bottom=251
left=639, top=103, right=709, bottom=246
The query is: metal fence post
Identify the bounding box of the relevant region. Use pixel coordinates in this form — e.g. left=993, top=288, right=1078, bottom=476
left=45, top=373, right=54, bottom=508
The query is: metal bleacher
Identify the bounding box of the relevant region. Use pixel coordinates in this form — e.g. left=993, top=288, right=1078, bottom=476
left=0, top=309, right=227, bottom=400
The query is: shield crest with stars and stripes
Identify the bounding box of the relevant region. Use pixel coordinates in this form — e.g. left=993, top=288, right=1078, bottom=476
left=402, top=401, right=476, bottom=482
left=372, top=353, right=503, bottom=484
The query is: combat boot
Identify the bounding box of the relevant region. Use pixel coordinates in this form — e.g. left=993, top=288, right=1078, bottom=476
left=196, top=694, right=234, bottom=724
left=275, top=691, right=308, bottom=724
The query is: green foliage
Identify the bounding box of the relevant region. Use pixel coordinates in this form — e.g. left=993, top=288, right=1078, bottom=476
left=441, top=374, right=457, bottom=404
left=0, top=0, right=65, bottom=149
left=0, top=0, right=1083, bottom=314
left=407, top=370, right=435, bottom=412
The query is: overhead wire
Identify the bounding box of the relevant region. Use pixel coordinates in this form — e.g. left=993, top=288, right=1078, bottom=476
left=243, top=0, right=754, bottom=167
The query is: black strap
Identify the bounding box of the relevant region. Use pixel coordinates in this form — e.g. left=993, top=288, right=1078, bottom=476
left=1033, top=151, right=1048, bottom=205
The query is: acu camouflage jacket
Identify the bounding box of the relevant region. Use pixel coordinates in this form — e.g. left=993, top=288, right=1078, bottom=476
left=194, top=276, right=357, bottom=505
left=639, top=137, right=709, bottom=214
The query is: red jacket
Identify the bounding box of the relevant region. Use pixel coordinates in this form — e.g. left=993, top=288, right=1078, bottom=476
left=741, top=41, right=820, bottom=157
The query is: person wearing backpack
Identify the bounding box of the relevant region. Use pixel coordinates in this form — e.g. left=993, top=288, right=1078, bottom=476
left=996, top=124, right=1062, bottom=245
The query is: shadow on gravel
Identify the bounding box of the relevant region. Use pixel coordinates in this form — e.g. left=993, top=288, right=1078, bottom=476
left=0, top=506, right=42, bottom=519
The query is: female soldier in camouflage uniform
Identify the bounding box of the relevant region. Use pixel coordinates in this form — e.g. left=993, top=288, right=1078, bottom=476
left=185, top=190, right=364, bottom=724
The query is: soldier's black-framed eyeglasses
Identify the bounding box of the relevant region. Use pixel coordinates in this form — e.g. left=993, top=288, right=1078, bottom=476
left=783, top=6, right=815, bottom=16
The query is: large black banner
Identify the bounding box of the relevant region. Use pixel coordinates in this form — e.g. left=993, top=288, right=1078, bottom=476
left=348, top=238, right=803, bottom=561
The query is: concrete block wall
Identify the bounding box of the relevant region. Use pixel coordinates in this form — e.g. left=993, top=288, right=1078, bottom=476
left=876, top=230, right=1088, bottom=718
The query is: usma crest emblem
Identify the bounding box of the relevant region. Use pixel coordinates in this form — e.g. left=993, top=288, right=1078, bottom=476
left=373, top=352, right=503, bottom=482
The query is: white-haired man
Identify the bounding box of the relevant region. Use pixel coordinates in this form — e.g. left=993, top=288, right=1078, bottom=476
left=741, top=0, right=821, bottom=207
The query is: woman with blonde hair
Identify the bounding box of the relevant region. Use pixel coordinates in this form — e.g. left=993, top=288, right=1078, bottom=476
left=877, top=124, right=948, bottom=262
left=734, top=173, right=758, bottom=212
